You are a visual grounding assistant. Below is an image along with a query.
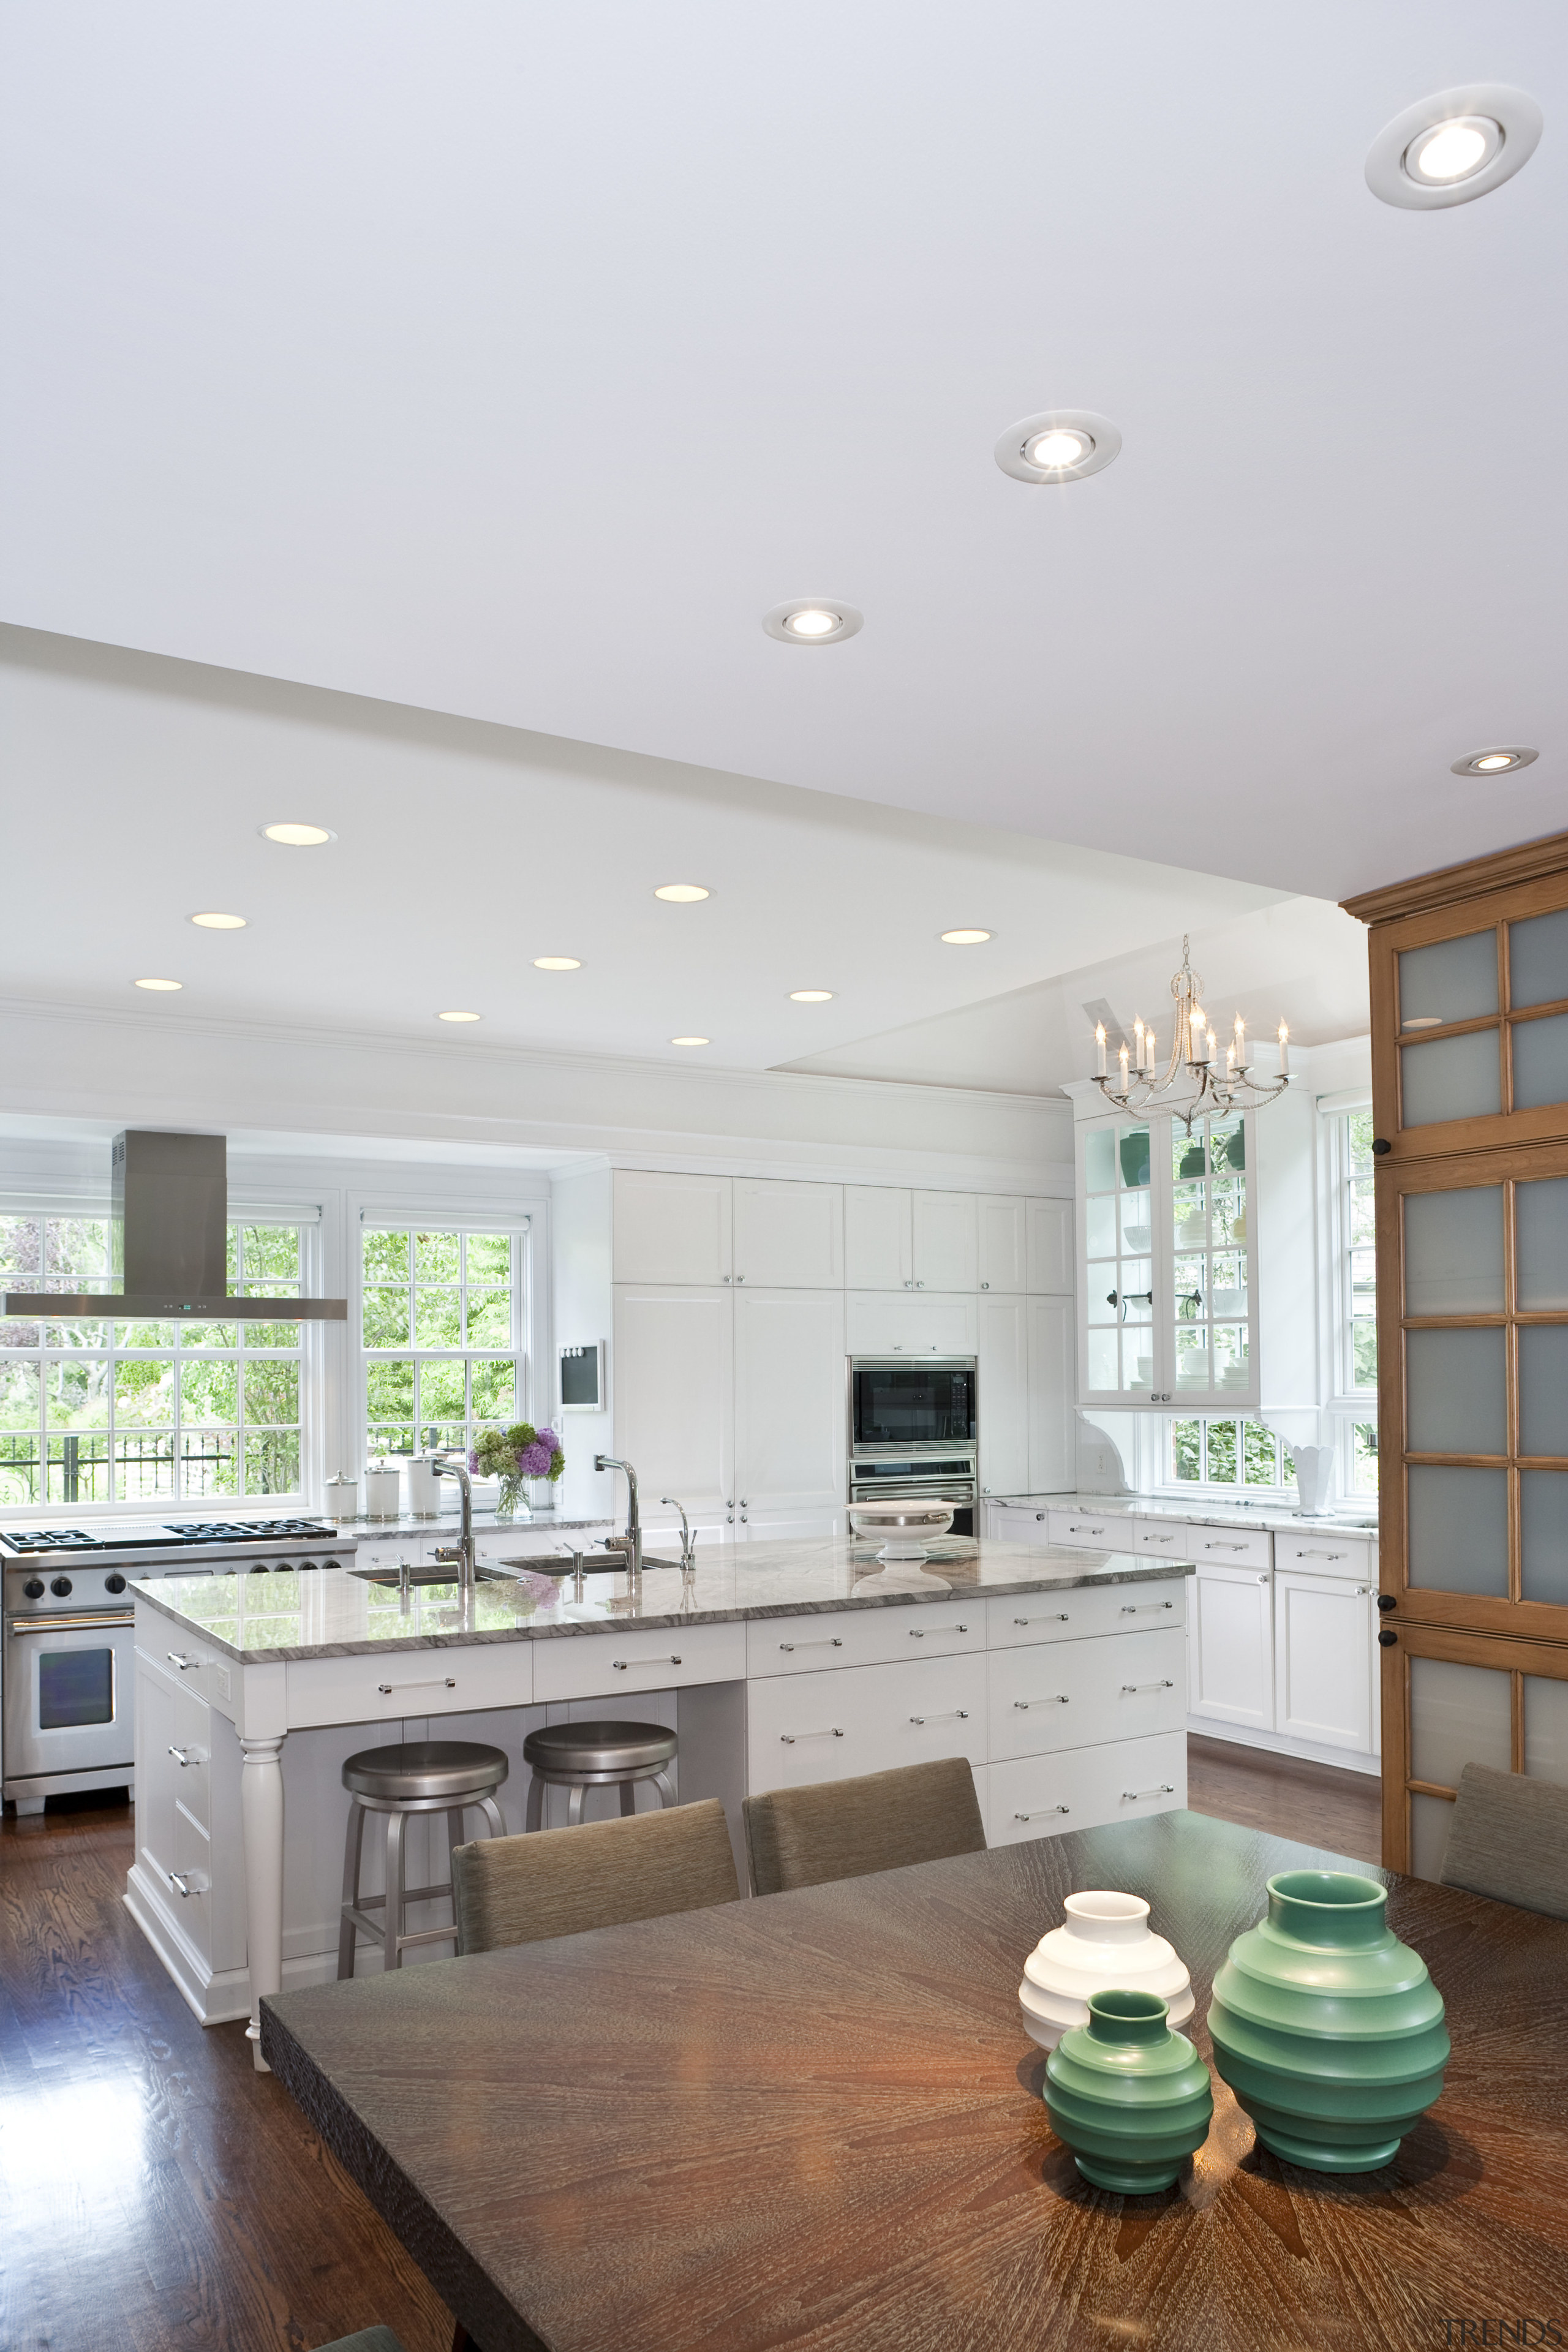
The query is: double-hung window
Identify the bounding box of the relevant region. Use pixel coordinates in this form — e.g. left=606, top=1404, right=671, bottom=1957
left=1333, top=1109, right=1379, bottom=1493
left=361, top=1221, right=529, bottom=1461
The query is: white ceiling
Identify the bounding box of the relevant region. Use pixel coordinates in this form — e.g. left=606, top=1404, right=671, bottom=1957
left=1, top=3, right=1562, bottom=908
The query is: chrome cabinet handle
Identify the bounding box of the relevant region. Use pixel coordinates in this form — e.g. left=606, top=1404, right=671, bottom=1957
left=1256, top=1574, right=1268, bottom=1585
left=1014, top=1805, right=1069, bottom=1820
left=1205, top=1541, right=1251, bottom=1552
left=168, top=1869, right=208, bottom=1897
left=1068, top=1523, right=1107, bottom=1536
left=1123, top=1783, right=1177, bottom=1800
left=1120, top=1600, right=1175, bottom=1613
left=167, top=1651, right=200, bottom=1672
left=1298, top=1548, right=1348, bottom=1559
left=780, top=1728, right=844, bottom=1743
left=1013, top=1613, right=1069, bottom=1625
left=612, top=1655, right=682, bottom=1670
left=377, top=1675, right=457, bottom=1694
left=779, top=1637, right=843, bottom=1652
left=908, top=1623, right=968, bottom=1638
left=1355, top=1586, right=1373, bottom=1596
left=1140, top=1534, right=1177, bottom=1546
left=167, top=1746, right=200, bottom=1766
left=1013, top=1695, right=1068, bottom=1709
left=915, top=1280, right=925, bottom=1288
left=1121, top=1679, right=1176, bottom=1693
left=1035, top=1512, right=1046, bottom=1521
left=909, top=1709, right=968, bottom=1723
left=981, top=1281, right=990, bottom=1290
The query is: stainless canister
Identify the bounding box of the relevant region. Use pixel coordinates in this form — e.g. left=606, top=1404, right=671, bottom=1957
left=324, top=1471, right=358, bottom=1523
left=363, top=1463, right=402, bottom=1520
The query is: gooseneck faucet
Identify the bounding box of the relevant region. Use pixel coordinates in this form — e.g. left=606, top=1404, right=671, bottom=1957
left=431, top=1454, right=477, bottom=1596
left=595, top=1453, right=643, bottom=1581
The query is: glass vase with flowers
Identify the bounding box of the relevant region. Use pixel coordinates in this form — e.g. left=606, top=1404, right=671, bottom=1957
left=471, top=1422, right=565, bottom=1518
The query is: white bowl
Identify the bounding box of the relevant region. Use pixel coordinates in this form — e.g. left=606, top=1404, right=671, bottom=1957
left=848, top=1501, right=955, bottom=1561
left=1019, top=1888, right=1194, bottom=2049
left=1122, top=1223, right=1152, bottom=1253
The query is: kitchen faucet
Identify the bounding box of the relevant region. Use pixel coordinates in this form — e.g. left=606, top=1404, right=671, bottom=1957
left=662, top=1497, right=698, bottom=1575
left=595, top=1453, right=643, bottom=1581
left=430, top=1454, right=477, bottom=1595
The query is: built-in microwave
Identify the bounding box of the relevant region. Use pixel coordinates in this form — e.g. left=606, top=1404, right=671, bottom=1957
left=848, top=1357, right=978, bottom=1537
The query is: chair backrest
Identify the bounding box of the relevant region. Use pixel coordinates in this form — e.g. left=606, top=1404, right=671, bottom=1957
left=453, top=1797, right=740, bottom=1954
left=744, top=1757, right=986, bottom=1897
left=1438, top=1760, right=1568, bottom=1918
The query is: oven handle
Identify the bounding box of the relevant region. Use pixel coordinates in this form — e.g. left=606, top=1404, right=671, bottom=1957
left=9, top=1612, right=134, bottom=1635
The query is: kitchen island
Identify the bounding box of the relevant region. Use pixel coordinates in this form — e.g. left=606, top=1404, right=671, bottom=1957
left=127, top=1534, right=1194, bottom=2060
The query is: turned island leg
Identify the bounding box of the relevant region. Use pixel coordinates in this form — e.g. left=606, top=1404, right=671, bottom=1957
left=241, top=1733, right=286, bottom=2071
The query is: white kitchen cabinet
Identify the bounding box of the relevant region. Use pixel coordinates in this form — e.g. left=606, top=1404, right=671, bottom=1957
left=1273, top=1568, right=1378, bottom=1755
left=1026, top=1197, right=1074, bottom=1294
left=612, top=1284, right=736, bottom=1515
left=843, top=1187, right=913, bottom=1290
left=1027, top=1297, right=1075, bottom=1491
left=733, top=1288, right=846, bottom=1518
left=747, top=1653, right=989, bottom=1793
left=913, top=1191, right=978, bottom=1291
left=1188, top=1558, right=1275, bottom=1730
left=845, top=1291, right=978, bottom=1356
left=987, top=1502, right=1050, bottom=1542
left=614, top=1171, right=733, bottom=1285
left=978, top=1197, right=1027, bottom=1294
left=978, top=1294, right=1029, bottom=1495
left=733, top=1181, right=843, bottom=1289
left=1047, top=1505, right=1117, bottom=1549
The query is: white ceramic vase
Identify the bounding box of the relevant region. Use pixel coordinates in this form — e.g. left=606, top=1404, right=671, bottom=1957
left=1019, top=1889, right=1194, bottom=2049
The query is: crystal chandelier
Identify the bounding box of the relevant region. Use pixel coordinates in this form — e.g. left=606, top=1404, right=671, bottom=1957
left=1092, top=937, right=1292, bottom=1130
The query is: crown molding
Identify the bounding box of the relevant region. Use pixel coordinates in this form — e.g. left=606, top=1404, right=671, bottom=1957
left=1341, top=828, right=1568, bottom=927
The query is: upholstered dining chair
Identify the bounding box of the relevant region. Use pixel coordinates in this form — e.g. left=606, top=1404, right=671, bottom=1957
left=451, top=1796, right=741, bottom=1954
left=1438, top=1760, right=1568, bottom=1919
left=744, top=1757, right=987, bottom=1897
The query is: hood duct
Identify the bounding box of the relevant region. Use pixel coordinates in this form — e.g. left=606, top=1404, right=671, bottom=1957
left=2, top=1129, right=348, bottom=1321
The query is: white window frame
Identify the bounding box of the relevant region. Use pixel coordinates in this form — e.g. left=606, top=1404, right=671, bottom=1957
left=1156, top=1411, right=1298, bottom=1503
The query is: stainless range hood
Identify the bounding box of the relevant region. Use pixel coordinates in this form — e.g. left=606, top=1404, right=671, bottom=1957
left=2, top=1130, right=348, bottom=1321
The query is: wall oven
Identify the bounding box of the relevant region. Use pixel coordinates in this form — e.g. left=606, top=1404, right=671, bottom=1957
left=848, top=1357, right=978, bottom=1537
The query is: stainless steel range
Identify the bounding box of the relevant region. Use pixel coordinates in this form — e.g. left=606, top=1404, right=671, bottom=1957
left=1, top=1518, right=358, bottom=1814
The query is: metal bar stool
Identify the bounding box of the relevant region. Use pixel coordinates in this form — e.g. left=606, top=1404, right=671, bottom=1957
left=522, top=1720, right=677, bottom=1829
left=338, top=1740, right=508, bottom=1978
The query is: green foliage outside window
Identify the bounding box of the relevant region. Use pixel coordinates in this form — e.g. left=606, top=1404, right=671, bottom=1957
left=1171, top=1415, right=1294, bottom=1490
left=361, top=1226, right=522, bottom=1463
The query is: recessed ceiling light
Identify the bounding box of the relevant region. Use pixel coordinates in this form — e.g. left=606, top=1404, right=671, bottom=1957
left=763, top=601, right=864, bottom=646
left=1451, top=745, right=1538, bottom=777
left=260, top=821, right=336, bottom=846
left=437, top=1010, right=482, bottom=1023
left=189, top=911, right=247, bottom=929
left=671, top=1036, right=710, bottom=1047
left=940, top=929, right=992, bottom=945
left=533, top=957, right=582, bottom=971
left=1366, top=85, right=1541, bottom=209
left=654, top=884, right=710, bottom=903
left=996, top=409, right=1121, bottom=485
left=789, top=990, right=835, bottom=1003
left=134, top=977, right=183, bottom=991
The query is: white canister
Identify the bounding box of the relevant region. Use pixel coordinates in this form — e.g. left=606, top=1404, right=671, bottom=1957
left=405, top=1455, right=440, bottom=1517
left=324, top=1472, right=358, bottom=1524
left=363, top=1463, right=402, bottom=1520
left=1019, top=1890, right=1193, bottom=2050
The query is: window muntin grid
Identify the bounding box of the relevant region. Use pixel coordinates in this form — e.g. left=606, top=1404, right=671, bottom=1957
left=1397, top=912, right=1568, bottom=1129
left=1169, top=1113, right=1248, bottom=1401
left=0, top=1218, right=304, bottom=1507
left=1169, top=1415, right=1294, bottom=1494
left=361, top=1226, right=524, bottom=1462
left=1083, top=1121, right=1154, bottom=1394
left=1340, top=1111, right=1378, bottom=1395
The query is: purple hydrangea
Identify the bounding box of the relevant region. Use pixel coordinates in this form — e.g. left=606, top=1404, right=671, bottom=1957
left=516, top=1438, right=554, bottom=1477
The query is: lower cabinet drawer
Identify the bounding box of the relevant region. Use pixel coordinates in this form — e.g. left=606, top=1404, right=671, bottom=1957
left=285, top=1641, right=535, bottom=1728
left=988, top=1627, right=1186, bottom=1761
left=1273, top=1532, right=1372, bottom=1580
left=747, top=1654, right=988, bottom=1795
left=747, top=1600, right=982, bottom=1679
left=987, top=1730, right=1187, bottom=1845
left=168, top=1686, right=212, bottom=1829
left=533, top=1620, right=745, bottom=1704
left=986, top=1576, right=1185, bottom=1649
left=1128, top=1518, right=1196, bottom=1562
left=1188, top=1526, right=1273, bottom=1572
left=1046, top=1508, right=1120, bottom=1550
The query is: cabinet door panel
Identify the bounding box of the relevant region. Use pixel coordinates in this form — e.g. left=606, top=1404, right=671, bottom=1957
left=978, top=1197, right=1027, bottom=1293
left=845, top=1292, right=978, bottom=1355
left=988, top=1730, right=1185, bottom=1844
left=1188, top=1562, right=1274, bottom=1728
left=734, top=1287, right=846, bottom=1512
left=978, top=1294, right=1028, bottom=1495
left=1027, top=1197, right=1074, bottom=1294
left=612, top=1285, right=734, bottom=1509
left=1274, top=1569, right=1376, bottom=1753
left=913, top=1191, right=978, bottom=1290
left=1027, top=1298, right=1074, bottom=1491
left=843, top=1188, right=912, bottom=1290
left=613, top=1171, right=732, bottom=1285
left=733, top=1182, right=843, bottom=1288
left=746, top=1654, right=987, bottom=1793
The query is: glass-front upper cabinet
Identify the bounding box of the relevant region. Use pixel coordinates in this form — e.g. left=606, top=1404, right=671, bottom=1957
left=1079, top=1107, right=1257, bottom=1411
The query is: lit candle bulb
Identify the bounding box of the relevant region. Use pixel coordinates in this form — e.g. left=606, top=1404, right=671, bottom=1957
left=1119, top=1041, right=1131, bottom=1087
left=1190, top=1007, right=1205, bottom=1063
left=1096, top=1021, right=1107, bottom=1078
left=1134, top=1016, right=1145, bottom=1071
left=1278, top=1019, right=1290, bottom=1076
left=1234, top=1012, right=1246, bottom=1069
left=1226, top=1041, right=1236, bottom=1077
left=1207, top=1027, right=1218, bottom=1065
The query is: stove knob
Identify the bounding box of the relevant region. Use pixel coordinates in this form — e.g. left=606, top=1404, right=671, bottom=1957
left=50, top=1575, right=73, bottom=1597
left=23, top=1577, right=45, bottom=1599
left=105, top=1572, right=127, bottom=1594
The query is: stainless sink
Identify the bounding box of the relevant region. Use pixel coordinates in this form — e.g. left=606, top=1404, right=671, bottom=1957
left=350, top=1564, right=520, bottom=1589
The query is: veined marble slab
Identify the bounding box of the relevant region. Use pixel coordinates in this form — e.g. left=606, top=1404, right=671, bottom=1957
left=993, top=1491, right=1379, bottom=1538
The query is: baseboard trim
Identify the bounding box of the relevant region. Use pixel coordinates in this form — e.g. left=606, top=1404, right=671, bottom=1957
left=1186, top=1718, right=1380, bottom=1777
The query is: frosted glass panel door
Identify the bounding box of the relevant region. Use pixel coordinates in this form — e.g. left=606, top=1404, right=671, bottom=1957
left=1403, top=1188, right=1504, bottom=1314
left=1409, top=1654, right=1512, bottom=1785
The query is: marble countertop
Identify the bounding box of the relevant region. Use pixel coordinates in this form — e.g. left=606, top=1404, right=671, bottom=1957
left=129, top=1537, right=1197, bottom=1665
left=335, top=1509, right=613, bottom=1536
left=992, top=1491, right=1380, bottom=1539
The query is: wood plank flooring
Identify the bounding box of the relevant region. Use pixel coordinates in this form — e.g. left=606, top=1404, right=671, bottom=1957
left=1, top=1738, right=1383, bottom=2351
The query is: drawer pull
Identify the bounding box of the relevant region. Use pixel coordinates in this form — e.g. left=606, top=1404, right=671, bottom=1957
left=1123, top=1782, right=1177, bottom=1801
left=1014, top=1805, right=1069, bottom=1820
left=1204, top=1541, right=1251, bottom=1553
left=377, top=1676, right=458, bottom=1694
left=1120, top=1600, right=1175, bottom=1613
left=778, top=1637, right=843, bottom=1652
left=167, top=1746, right=198, bottom=1767
left=1012, top=1613, right=1069, bottom=1626
left=612, top=1655, right=682, bottom=1670
left=167, top=1651, right=200, bottom=1672
left=908, top=1709, right=969, bottom=1724
left=1355, top=1586, right=1373, bottom=1596
left=1141, top=1534, right=1177, bottom=1545
left=780, top=1728, right=844, bottom=1743
left=1297, top=1548, right=1348, bottom=1560
left=167, top=1869, right=208, bottom=1897
left=908, top=1624, right=968, bottom=1638
left=1013, top=1695, right=1068, bottom=1709
left=1121, top=1679, right=1176, bottom=1694
left=1068, top=1524, right=1107, bottom=1536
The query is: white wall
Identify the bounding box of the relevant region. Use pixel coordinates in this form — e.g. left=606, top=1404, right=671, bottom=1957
left=549, top=1165, right=614, bottom=1521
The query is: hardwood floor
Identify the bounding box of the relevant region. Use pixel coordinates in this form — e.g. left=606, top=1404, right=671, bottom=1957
left=0, top=1792, right=454, bottom=2352
left=1185, top=1731, right=1382, bottom=1864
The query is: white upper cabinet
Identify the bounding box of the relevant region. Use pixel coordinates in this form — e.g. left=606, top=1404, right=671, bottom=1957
left=843, top=1187, right=913, bottom=1290
left=845, top=1291, right=979, bottom=1356
left=977, top=1294, right=1029, bottom=1494
left=912, top=1191, right=978, bottom=1291
left=1027, top=1296, right=1075, bottom=1491
left=1026, top=1197, right=1073, bottom=1294
left=733, top=1180, right=843, bottom=1288
left=978, top=1197, right=1027, bottom=1293
left=614, top=1170, right=732, bottom=1286
left=612, top=1284, right=736, bottom=1511
left=733, top=1287, right=846, bottom=1514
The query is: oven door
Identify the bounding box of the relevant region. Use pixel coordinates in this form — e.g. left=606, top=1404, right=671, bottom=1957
left=851, top=1358, right=977, bottom=1450
left=4, top=1612, right=134, bottom=1781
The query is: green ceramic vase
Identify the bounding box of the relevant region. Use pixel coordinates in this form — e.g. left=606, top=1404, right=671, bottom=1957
left=1045, top=1989, right=1213, bottom=2193
left=1208, top=1869, right=1449, bottom=2173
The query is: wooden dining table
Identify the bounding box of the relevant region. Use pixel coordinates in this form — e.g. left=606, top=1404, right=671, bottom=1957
left=261, top=1809, right=1568, bottom=2352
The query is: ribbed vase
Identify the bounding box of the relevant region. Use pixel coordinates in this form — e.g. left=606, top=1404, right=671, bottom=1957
left=1044, top=1989, right=1213, bottom=2193
left=1208, top=1869, right=1449, bottom=2173
left=1020, top=1888, right=1194, bottom=2049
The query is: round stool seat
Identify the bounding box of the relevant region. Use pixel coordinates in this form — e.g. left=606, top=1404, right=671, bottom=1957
left=523, top=1719, right=677, bottom=1777
left=342, top=1740, right=509, bottom=1803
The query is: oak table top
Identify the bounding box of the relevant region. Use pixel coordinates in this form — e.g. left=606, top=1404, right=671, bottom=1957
left=261, top=1810, right=1568, bottom=2352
